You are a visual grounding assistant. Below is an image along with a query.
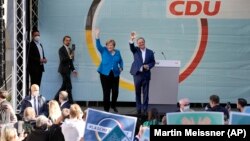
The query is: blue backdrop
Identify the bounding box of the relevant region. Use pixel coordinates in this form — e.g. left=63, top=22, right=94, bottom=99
left=38, top=0, right=250, bottom=103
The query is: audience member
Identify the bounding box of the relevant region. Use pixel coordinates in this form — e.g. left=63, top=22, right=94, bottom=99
left=58, top=91, right=70, bottom=110
left=1, top=125, right=26, bottom=141
left=20, top=84, right=48, bottom=117
left=17, top=107, right=36, bottom=136
left=206, top=95, right=229, bottom=121
left=177, top=98, right=194, bottom=112
left=0, top=90, right=17, bottom=123
left=142, top=108, right=160, bottom=127
left=25, top=115, right=50, bottom=141
left=237, top=98, right=247, bottom=112
left=48, top=100, right=62, bottom=124
left=161, top=115, right=167, bottom=125
left=61, top=104, right=85, bottom=141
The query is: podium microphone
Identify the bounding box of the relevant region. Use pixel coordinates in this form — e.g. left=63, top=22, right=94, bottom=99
left=161, top=52, right=166, bottom=60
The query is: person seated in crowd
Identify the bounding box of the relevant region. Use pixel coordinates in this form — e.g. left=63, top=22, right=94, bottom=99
left=0, top=125, right=26, bottom=141
left=48, top=105, right=66, bottom=141
left=14, top=107, right=37, bottom=136
left=25, top=115, right=51, bottom=141
left=177, top=98, right=194, bottom=112
left=134, top=125, right=150, bottom=141
left=237, top=98, right=247, bottom=112
left=161, top=115, right=167, bottom=125
left=48, top=100, right=62, bottom=124
left=20, top=84, right=48, bottom=117
left=61, top=104, right=85, bottom=141
left=206, top=94, right=229, bottom=121
left=142, top=108, right=160, bottom=127
left=59, top=91, right=71, bottom=110
left=0, top=90, right=17, bottom=123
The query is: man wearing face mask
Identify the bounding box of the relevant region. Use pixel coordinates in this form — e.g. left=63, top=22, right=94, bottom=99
left=177, top=98, right=194, bottom=112
left=27, top=29, right=47, bottom=88
left=20, top=84, right=48, bottom=117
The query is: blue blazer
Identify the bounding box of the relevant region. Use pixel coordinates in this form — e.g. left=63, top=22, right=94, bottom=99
left=96, top=39, right=123, bottom=77
left=60, top=101, right=71, bottom=110
left=129, top=43, right=155, bottom=80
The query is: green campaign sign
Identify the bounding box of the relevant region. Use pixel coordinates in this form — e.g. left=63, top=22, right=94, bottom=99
left=167, top=112, right=224, bottom=125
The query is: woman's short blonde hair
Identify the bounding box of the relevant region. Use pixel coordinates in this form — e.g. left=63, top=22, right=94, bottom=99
left=0, top=126, right=18, bottom=141
left=69, top=104, right=83, bottom=119
left=23, top=107, right=36, bottom=121
left=105, top=39, right=116, bottom=47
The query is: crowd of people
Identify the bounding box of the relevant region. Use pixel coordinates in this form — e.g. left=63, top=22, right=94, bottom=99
left=1, top=87, right=248, bottom=141
left=0, top=88, right=86, bottom=141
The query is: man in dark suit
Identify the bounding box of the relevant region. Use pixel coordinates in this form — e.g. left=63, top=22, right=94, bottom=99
left=59, top=91, right=71, bottom=110
left=27, top=30, right=47, bottom=87
left=129, top=32, right=155, bottom=115
left=54, top=36, right=77, bottom=103
left=20, top=84, right=48, bottom=117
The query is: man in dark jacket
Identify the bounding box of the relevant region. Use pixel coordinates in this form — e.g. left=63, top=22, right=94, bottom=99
left=206, top=94, right=229, bottom=121
left=59, top=91, right=71, bottom=110
left=20, top=84, right=48, bottom=117
left=54, top=36, right=77, bottom=103
left=27, top=30, right=47, bottom=87
left=26, top=115, right=50, bottom=141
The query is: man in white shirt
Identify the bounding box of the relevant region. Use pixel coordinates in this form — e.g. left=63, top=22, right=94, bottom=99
left=20, top=84, right=48, bottom=117
left=54, top=36, right=77, bottom=103
left=129, top=32, right=155, bottom=115
left=27, top=29, right=47, bottom=88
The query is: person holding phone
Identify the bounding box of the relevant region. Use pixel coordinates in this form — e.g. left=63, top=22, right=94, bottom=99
left=95, top=28, right=123, bottom=113
left=54, top=36, right=77, bottom=103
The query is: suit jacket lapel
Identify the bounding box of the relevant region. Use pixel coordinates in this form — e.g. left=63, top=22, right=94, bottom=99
left=138, top=48, right=143, bottom=64
left=63, top=46, right=70, bottom=58
left=144, top=49, right=149, bottom=63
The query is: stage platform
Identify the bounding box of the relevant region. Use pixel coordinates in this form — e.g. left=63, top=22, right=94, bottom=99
left=76, top=101, right=238, bottom=116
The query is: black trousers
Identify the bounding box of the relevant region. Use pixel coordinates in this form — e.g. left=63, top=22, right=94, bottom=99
left=54, top=72, right=73, bottom=103
left=29, top=70, right=43, bottom=87
left=100, top=71, right=119, bottom=112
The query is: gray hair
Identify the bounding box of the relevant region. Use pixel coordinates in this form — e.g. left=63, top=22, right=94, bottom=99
left=59, top=91, right=69, bottom=101
left=137, top=37, right=145, bottom=42
left=36, top=115, right=49, bottom=128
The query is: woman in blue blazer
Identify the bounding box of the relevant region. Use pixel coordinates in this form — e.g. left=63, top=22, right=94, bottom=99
left=95, top=29, right=123, bottom=113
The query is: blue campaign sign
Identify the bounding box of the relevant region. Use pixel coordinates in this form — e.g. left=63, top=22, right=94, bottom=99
left=229, top=112, right=250, bottom=125
left=102, top=125, right=130, bottom=141
left=84, top=108, right=137, bottom=141
left=167, top=112, right=224, bottom=125
left=243, top=106, right=250, bottom=114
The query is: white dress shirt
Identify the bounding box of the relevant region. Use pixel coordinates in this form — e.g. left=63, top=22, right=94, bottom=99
left=64, top=45, right=71, bottom=57
left=34, top=41, right=44, bottom=59
left=31, top=96, right=39, bottom=115
left=140, top=48, right=146, bottom=63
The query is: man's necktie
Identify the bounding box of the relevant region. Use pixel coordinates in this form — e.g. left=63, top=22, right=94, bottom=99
left=34, top=97, right=38, bottom=115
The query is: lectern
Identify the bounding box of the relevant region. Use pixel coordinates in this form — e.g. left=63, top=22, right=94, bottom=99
left=149, top=60, right=181, bottom=113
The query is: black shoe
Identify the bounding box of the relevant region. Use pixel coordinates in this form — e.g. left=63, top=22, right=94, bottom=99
left=112, top=107, right=118, bottom=113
